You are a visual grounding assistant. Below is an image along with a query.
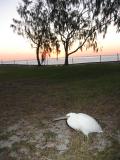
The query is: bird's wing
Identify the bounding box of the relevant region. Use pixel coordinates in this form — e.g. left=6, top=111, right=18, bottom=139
left=77, top=113, right=103, bottom=132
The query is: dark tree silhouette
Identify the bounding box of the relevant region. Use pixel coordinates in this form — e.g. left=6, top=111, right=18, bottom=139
left=47, top=0, right=112, bottom=65
left=11, top=0, right=59, bottom=66
left=94, top=0, right=120, bottom=33
left=11, top=0, right=115, bottom=66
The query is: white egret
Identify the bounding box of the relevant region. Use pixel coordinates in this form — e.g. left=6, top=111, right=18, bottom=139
left=53, top=113, right=103, bottom=137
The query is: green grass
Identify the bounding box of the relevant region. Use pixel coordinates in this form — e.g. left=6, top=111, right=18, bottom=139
left=0, top=63, right=120, bottom=124
left=0, top=62, right=120, bottom=160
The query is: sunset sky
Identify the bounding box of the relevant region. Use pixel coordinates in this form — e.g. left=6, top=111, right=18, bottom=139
left=0, top=0, right=120, bottom=61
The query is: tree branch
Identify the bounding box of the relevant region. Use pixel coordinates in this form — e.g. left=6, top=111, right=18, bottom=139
left=25, top=27, right=38, bottom=45
left=68, top=17, right=113, bottom=56
left=67, top=29, right=75, bottom=40
left=59, top=31, right=66, bottom=41
left=68, top=31, right=93, bottom=56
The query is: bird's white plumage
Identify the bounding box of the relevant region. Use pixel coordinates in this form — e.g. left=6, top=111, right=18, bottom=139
left=66, top=113, right=103, bottom=136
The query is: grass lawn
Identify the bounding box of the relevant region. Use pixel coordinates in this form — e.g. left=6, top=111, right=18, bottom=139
left=0, top=63, right=120, bottom=160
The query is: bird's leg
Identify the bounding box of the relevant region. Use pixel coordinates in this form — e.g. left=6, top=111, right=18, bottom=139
left=81, top=134, right=89, bottom=159
left=84, top=135, right=86, bottom=142
left=83, top=135, right=88, bottom=144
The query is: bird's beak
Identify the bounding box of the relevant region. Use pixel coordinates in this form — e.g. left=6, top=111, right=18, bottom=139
left=53, top=116, right=67, bottom=121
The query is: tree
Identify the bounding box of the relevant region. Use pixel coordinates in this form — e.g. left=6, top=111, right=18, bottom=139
left=94, top=0, right=120, bottom=33
left=11, top=0, right=115, bottom=66
left=11, top=0, right=59, bottom=66
left=47, top=0, right=111, bottom=65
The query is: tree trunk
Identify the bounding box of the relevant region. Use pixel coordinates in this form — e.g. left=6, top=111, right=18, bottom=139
left=64, top=41, right=69, bottom=65
left=36, top=45, right=41, bottom=66
left=64, top=54, right=69, bottom=65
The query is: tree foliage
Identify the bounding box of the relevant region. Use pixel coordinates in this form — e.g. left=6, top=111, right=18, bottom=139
left=11, top=0, right=116, bottom=65
left=11, top=0, right=59, bottom=66
left=94, top=0, right=120, bottom=33
left=46, top=0, right=112, bottom=65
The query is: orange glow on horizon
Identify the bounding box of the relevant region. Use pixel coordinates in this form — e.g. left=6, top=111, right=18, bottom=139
left=0, top=48, right=120, bottom=61
left=0, top=24, right=120, bottom=61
